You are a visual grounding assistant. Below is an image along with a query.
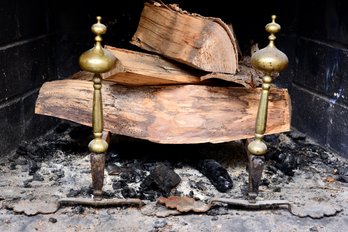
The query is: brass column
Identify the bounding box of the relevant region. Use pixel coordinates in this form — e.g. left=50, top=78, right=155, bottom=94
left=247, top=15, right=288, bottom=201
left=79, top=16, right=116, bottom=200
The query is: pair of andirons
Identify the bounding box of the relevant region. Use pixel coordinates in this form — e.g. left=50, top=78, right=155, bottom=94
left=79, top=15, right=288, bottom=203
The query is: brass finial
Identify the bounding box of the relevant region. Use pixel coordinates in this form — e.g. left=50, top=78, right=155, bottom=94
left=251, top=15, right=288, bottom=75
left=266, top=15, right=281, bottom=37
left=92, top=16, right=107, bottom=39
left=79, top=16, right=116, bottom=74
left=248, top=15, right=289, bottom=156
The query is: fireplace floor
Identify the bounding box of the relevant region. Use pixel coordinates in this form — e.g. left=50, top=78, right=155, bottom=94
left=0, top=121, right=348, bottom=231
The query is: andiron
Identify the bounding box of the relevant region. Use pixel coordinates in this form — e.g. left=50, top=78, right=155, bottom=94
left=247, top=15, right=289, bottom=203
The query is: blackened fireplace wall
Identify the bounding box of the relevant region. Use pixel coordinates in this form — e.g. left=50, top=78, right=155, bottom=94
left=1, top=0, right=347, bottom=158
left=0, top=0, right=57, bottom=155
left=0, top=0, right=143, bottom=155
left=286, top=1, right=348, bottom=159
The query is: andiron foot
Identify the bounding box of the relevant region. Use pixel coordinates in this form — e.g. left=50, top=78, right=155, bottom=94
left=90, top=153, right=105, bottom=200
left=247, top=154, right=264, bottom=202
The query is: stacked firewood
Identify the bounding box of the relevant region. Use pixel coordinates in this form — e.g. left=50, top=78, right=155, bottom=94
left=35, top=2, right=290, bottom=144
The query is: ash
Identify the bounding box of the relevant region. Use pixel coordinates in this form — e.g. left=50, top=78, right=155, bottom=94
left=1, top=121, right=348, bottom=231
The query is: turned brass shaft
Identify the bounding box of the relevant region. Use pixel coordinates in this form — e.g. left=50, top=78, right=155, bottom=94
left=89, top=73, right=108, bottom=154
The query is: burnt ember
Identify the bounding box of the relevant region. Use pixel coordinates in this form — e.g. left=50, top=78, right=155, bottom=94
left=195, top=159, right=233, bottom=192
left=140, top=163, right=181, bottom=196
left=106, top=158, right=182, bottom=200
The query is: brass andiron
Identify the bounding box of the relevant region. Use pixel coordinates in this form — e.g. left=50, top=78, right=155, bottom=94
left=247, top=15, right=289, bottom=202
left=181, top=21, right=291, bottom=212
left=79, top=16, right=116, bottom=200
left=57, top=16, right=143, bottom=208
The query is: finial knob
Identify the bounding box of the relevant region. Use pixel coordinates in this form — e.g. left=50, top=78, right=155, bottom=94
left=265, top=15, right=281, bottom=36
left=91, top=16, right=107, bottom=37
left=251, top=15, right=288, bottom=75
left=79, top=16, right=116, bottom=73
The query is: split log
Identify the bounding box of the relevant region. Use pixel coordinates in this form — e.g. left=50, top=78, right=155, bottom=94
left=103, top=46, right=201, bottom=85
left=35, top=79, right=290, bottom=144
left=70, top=46, right=261, bottom=88
left=130, top=2, right=238, bottom=74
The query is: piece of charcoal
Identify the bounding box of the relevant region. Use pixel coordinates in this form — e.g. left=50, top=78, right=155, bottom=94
left=140, top=163, right=181, bottom=196
left=150, top=163, right=181, bottom=194
left=112, top=180, right=126, bottom=190
left=140, top=190, right=158, bottom=201
left=120, top=171, right=136, bottom=182
left=121, top=187, right=139, bottom=198
left=274, top=152, right=297, bottom=176
left=49, top=217, right=58, bottom=223
left=196, top=159, right=233, bottom=192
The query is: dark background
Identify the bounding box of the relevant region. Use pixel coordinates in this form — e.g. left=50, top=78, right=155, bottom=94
left=1, top=0, right=347, bottom=158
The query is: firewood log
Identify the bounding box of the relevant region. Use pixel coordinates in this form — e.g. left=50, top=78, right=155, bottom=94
left=69, top=46, right=260, bottom=88
left=35, top=79, right=290, bottom=144
left=130, top=2, right=239, bottom=74
left=103, top=46, right=202, bottom=85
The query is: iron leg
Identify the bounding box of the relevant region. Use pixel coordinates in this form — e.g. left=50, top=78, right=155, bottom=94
left=247, top=154, right=264, bottom=202
left=90, top=153, right=105, bottom=200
